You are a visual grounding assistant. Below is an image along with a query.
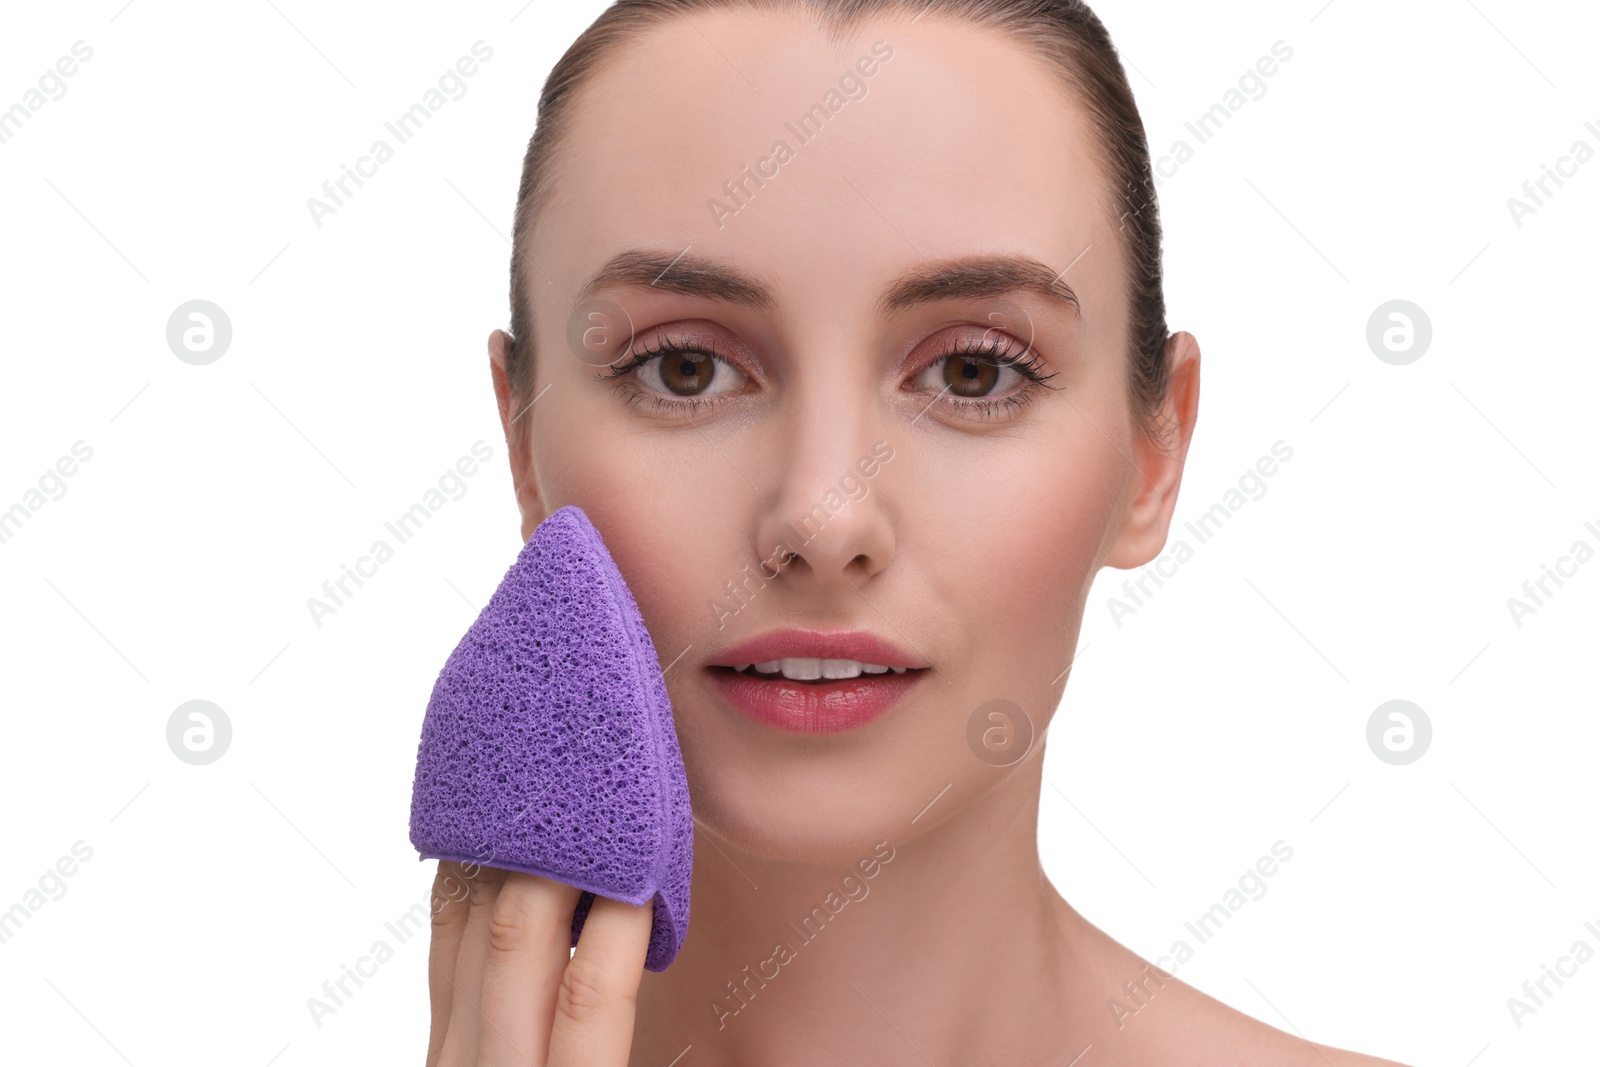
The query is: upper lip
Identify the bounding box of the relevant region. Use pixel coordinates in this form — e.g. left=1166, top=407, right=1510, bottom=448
left=708, top=628, right=929, bottom=670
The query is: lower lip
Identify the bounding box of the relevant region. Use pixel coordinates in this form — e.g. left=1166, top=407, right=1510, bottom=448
left=707, top=667, right=928, bottom=733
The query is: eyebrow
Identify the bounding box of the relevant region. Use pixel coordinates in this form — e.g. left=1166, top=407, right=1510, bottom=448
left=573, top=247, right=1083, bottom=319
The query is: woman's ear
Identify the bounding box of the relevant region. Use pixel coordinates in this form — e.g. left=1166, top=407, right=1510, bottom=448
left=488, top=328, right=545, bottom=541
left=1103, top=331, right=1201, bottom=570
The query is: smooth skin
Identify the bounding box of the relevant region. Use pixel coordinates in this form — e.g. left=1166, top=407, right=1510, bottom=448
left=447, top=7, right=1412, bottom=1066
left=424, top=860, right=654, bottom=1067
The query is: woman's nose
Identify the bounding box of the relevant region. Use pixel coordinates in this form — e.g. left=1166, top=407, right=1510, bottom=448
left=752, top=409, right=897, bottom=591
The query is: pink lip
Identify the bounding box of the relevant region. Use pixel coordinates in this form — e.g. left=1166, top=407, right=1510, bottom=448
left=709, top=628, right=928, bottom=669
left=704, top=627, right=931, bottom=733
left=707, top=666, right=928, bottom=733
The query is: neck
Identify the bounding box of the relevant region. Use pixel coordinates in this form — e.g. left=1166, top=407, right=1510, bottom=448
left=633, top=754, right=1100, bottom=1065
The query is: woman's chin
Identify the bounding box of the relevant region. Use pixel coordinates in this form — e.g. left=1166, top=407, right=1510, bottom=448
left=688, top=779, right=922, bottom=864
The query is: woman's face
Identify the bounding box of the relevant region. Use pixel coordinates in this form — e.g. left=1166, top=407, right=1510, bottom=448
left=494, top=10, right=1193, bottom=859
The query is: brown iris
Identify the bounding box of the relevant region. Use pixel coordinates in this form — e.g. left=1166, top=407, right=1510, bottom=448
left=660, top=352, right=716, bottom=396
left=944, top=354, right=1000, bottom=397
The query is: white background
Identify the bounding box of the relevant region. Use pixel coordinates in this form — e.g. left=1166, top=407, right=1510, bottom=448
left=0, top=1, right=1595, bottom=1064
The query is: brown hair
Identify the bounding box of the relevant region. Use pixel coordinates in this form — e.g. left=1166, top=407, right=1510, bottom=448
left=505, top=0, right=1173, bottom=444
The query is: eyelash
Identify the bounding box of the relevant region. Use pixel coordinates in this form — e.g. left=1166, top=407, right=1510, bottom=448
left=596, top=331, right=1061, bottom=421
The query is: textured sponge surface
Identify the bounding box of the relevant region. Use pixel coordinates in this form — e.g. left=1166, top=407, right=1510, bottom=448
left=409, top=505, right=692, bottom=971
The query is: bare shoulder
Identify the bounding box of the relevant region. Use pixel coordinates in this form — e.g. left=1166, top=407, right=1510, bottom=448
left=1058, top=904, right=1410, bottom=1066
left=1310, top=1049, right=1412, bottom=1067
left=1091, top=961, right=1411, bottom=1066
left=1157, top=978, right=1413, bottom=1067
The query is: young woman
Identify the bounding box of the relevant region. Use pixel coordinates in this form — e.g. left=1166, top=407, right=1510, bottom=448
left=424, top=1, right=1409, bottom=1063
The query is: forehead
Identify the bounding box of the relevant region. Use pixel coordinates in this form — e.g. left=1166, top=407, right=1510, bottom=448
left=530, top=9, right=1123, bottom=338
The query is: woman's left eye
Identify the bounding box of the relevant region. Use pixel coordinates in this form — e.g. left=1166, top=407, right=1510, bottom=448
left=907, top=336, right=1057, bottom=420
left=912, top=351, right=1028, bottom=399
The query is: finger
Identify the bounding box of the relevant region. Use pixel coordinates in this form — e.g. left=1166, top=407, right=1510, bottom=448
left=547, top=895, right=655, bottom=1067
left=425, top=862, right=474, bottom=1067
left=435, top=862, right=510, bottom=1066
left=477, top=873, right=583, bottom=1067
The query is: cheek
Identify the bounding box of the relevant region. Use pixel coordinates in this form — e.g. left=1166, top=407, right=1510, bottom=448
left=1007, top=436, right=1125, bottom=634
left=913, top=420, right=1130, bottom=694
left=529, top=400, right=746, bottom=669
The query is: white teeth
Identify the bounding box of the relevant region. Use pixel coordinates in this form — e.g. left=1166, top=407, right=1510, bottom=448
left=734, top=658, right=905, bottom=680
left=821, top=658, right=862, bottom=679
left=781, top=657, right=822, bottom=680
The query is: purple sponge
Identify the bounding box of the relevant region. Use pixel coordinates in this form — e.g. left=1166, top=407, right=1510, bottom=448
left=408, top=505, right=692, bottom=971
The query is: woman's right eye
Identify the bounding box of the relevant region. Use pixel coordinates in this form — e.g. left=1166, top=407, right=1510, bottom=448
left=599, top=336, right=754, bottom=412
left=632, top=347, right=749, bottom=399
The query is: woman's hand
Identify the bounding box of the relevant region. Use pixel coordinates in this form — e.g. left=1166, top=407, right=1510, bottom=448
left=425, top=860, right=653, bottom=1066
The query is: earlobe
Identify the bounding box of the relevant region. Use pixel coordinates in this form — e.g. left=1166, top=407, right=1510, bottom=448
left=1103, top=331, right=1202, bottom=571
